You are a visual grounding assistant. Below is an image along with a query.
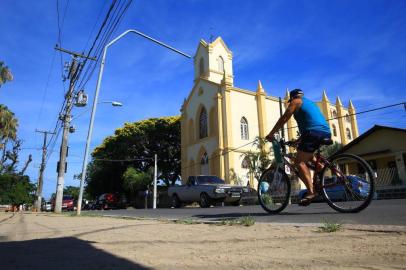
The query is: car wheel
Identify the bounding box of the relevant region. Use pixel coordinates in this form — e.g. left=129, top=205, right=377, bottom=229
left=171, top=194, right=181, bottom=208
left=199, top=193, right=211, bottom=208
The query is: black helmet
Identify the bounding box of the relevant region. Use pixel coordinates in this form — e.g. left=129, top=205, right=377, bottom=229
left=288, top=89, right=304, bottom=102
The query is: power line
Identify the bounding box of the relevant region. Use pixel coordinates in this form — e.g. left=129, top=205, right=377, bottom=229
left=82, top=0, right=108, bottom=53
left=34, top=51, right=57, bottom=148
left=76, top=0, right=132, bottom=92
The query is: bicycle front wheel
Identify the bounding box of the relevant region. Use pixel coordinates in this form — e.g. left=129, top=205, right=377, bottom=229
left=320, top=153, right=375, bottom=213
left=258, top=167, right=291, bottom=214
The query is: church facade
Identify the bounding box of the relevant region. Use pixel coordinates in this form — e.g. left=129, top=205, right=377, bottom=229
left=180, top=37, right=359, bottom=186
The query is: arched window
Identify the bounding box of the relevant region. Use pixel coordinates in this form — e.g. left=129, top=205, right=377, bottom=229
left=199, top=107, right=208, bottom=139
left=332, top=124, right=337, bottom=137
left=217, top=56, right=224, bottom=72
left=331, top=109, right=337, bottom=118
left=346, top=128, right=352, bottom=140
left=345, top=114, right=351, bottom=123
left=200, top=152, right=209, bottom=175
left=240, top=117, right=249, bottom=140
left=199, top=58, right=204, bottom=77
left=241, top=157, right=250, bottom=169
left=200, top=152, right=208, bottom=165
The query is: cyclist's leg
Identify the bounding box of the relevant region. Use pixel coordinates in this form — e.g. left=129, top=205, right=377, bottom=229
left=296, top=150, right=315, bottom=195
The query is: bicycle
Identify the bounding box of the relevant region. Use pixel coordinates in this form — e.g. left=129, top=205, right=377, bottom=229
left=257, top=136, right=375, bottom=214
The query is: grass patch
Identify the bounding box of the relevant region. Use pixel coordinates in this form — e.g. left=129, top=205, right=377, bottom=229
left=319, top=219, right=342, bottom=233
left=174, top=218, right=200, bottom=225
left=220, top=216, right=255, bottom=227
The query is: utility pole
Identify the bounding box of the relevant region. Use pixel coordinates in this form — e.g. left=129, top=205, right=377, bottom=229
left=153, top=154, right=157, bottom=209
left=54, top=46, right=96, bottom=213
left=35, top=130, right=55, bottom=212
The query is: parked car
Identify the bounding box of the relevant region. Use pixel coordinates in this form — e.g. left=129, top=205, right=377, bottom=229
left=50, top=195, right=75, bottom=211
left=41, top=201, right=52, bottom=212
left=94, top=193, right=126, bottom=210
left=297, top=175, right=377, bottom=202
left=62, top=195, right=75, bottom=211
left=168, top=175, right=249, bottom=208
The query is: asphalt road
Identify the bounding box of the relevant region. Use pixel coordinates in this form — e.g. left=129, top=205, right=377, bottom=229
left=87, top=199, right=406, bottom=226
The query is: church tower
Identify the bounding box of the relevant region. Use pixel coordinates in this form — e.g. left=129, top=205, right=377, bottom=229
left=193, top=38, right=234, bottom=85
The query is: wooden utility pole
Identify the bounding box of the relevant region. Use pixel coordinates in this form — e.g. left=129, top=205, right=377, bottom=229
left=35, top=130, right=55, bottom=211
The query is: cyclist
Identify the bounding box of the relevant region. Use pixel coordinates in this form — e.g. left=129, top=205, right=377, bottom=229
left=265, top=89, right=331, bottom=206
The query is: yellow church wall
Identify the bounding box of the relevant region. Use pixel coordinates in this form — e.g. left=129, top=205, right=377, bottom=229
left=229, top=90, right=259, bottom=151
left=264, top=97, right=284, bottom=136
left=183, top=79, right=220, bottom=181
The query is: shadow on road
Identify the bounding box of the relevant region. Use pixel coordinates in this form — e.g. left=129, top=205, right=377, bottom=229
left=0, top=237, right=151, bottom=270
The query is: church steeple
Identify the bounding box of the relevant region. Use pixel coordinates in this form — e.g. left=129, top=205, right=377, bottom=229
left=336, top=96, right=343, bottom=106
left=284, top=88, right=290, bottom=102
left=322, top=90, right=329, bottom=103
left=256, top=80, right=265, bottom=95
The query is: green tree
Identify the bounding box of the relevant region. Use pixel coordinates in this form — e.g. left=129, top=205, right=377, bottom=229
left=0, top=105, right=31, bottom=174
left=85, top=116, right=180, bottom=198
left=123, top=167, right=151, bottom=195
left=240, top=137, right=273, bottom=185
left=0, top=174, right=35, bottom=205
left=63, top=186, right=80, bottom=200
left=0, top=105, right=18, bottom=141
left=0, top=61, right=13, bottom=88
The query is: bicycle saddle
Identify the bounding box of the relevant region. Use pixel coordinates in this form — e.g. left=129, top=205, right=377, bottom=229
left=320, top=137, right=333, bottom=145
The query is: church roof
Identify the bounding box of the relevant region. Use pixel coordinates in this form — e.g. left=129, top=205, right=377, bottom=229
left=193, top=36, right=232, bottom=58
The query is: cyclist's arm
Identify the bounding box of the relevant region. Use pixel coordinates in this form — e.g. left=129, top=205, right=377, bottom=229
left=266, top=99, right=301, bottom=140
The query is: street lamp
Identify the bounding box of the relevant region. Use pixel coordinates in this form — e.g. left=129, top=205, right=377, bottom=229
left=71, top=101, right=123, bottom=121
left=99, top=101, right=123, bottom=107
left=76, top=29, right=191, bottom=214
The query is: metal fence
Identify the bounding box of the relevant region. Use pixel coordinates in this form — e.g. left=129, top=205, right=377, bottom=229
left=375, top=167, right=402, bottom=187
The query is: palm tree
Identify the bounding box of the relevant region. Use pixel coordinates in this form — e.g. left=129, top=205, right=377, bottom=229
left=0, top=61, right=13, bottom=88
left=0, top=105, right=18, bottom=148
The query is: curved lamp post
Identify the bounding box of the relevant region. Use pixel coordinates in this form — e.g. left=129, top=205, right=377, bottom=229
left=77, top=29, right=191, bottom=214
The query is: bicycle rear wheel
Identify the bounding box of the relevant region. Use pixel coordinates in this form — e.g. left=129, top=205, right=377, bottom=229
left=258, top=167, right=291, bottom=214
left=320, top=153, right=375, bottom=213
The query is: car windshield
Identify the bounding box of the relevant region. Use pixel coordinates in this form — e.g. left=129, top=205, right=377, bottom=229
left=198, top=176, right=225, bottom=184
left=63, top=195, right=73, bottom=200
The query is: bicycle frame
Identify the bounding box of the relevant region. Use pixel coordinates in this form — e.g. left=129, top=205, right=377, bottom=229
left=272, top=138, right=348, bottom=192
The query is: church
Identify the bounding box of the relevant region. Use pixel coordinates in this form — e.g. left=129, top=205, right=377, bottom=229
left=180, top=37, right=359, bottom=186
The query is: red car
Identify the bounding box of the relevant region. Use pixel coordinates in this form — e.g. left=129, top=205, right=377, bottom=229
left=51, top=195, right=75, bottom=211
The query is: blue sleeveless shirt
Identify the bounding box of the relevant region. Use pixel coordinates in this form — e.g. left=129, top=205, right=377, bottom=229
left=293, top=97, right=331, bottom=135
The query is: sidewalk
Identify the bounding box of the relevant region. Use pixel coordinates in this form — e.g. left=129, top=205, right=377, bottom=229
left=0, top=212, right=405, bottom=270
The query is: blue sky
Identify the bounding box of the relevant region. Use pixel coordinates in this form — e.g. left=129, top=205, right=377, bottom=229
left=1, top=0, right=405, bottom=199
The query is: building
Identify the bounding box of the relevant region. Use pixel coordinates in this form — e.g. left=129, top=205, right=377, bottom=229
left=180, top=37, right=359, bottom=186
left=336, top=125, right=406, bottom=188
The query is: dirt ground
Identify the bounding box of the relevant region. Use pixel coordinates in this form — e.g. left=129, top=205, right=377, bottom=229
left=0, top=212, right=405, bottom=270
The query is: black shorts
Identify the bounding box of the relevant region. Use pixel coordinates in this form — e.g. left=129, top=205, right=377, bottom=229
left=298, top=130, right=332, bottom=153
